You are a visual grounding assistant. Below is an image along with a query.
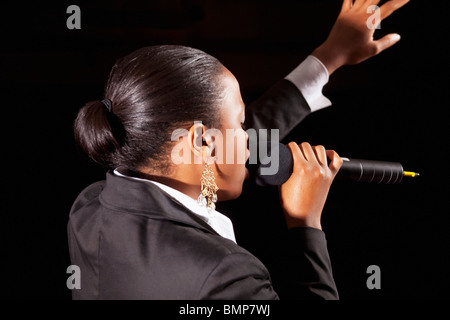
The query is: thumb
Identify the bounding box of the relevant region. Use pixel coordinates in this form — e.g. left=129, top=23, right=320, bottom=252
left=373, top=33, right=402, bottom=55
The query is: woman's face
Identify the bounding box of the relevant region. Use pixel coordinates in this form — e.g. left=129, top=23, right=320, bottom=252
left=211, top=68, right=250, bottom=201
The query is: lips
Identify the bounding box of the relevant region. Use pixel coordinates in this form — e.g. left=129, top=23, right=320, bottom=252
left=245, top=167, right=250, bottom=180
left=244, top=148, right=251, bottom=180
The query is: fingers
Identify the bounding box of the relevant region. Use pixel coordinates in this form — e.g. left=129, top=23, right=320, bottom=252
left=326, top=150, right=344, bottom=176
left=373, top=33, right=402, bottom=54
left=288, top=142, right=341, bottom=171
left=352, top=0, right=381, bottom=10
left=299, top=142, right=319, bottom=163
left=348, top=0, right=409, bottom=19
left=287, top=142, right=307, bottom=172
left=380, top=0, right=410, bottom=20
left=341, top=0, right=353, bottom=11
left=312, top=145, right=327, bottom=166
left=372, top=0, right=409, bottom=54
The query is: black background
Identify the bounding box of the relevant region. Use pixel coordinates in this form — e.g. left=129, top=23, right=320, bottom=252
left=1, top=0, right=449, bottom=299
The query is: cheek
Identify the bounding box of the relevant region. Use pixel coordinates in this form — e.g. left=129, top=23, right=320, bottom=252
left=213, top=129, right=248, bottom=200
left=215, top=128, right=248, bottom=165
left=228, top=129, right=249, bottom=164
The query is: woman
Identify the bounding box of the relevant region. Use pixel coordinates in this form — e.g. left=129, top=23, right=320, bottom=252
left=68, top=0, right=410, bottom=299
left=69, top=45, right=342, bottom=299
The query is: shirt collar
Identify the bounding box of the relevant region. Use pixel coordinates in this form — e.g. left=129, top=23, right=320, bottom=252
left=113, top=169, right=236, bottom=243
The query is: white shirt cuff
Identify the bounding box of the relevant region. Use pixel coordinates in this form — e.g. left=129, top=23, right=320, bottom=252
left=284, top=55, right=332, bottom=112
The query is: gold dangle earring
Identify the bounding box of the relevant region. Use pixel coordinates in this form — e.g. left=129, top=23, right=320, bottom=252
left=198, top=155, right=219, bottom=212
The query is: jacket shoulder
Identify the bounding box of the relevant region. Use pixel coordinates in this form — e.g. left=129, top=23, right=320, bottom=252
left=69, top=180, right=105, bottom=214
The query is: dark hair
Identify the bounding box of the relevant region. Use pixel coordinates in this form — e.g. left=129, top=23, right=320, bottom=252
left=74, top=45, right=226, bottom=171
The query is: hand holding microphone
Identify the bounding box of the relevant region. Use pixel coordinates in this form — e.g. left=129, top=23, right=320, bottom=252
left=255, top=142, right=420, bottom=187
left=279, top=142, right=343, bottom=230
left=254, top=141, right=419, bottom=230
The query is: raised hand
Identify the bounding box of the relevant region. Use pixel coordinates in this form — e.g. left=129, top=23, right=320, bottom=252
left=312, top=0, right=410, bottom=74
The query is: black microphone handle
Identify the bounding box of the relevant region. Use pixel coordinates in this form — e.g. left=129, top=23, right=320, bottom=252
left=335, top=157, right=404, bottom=184
left=254, top=142, right=404, bottom=186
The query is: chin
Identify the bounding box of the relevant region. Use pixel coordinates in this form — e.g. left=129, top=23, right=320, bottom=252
left=216, top=168, right=247, bottom=202
left=217, top=184, right=243, bottom=202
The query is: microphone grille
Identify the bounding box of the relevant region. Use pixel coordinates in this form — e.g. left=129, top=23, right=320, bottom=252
left=255, top=142, right=293, bottom=186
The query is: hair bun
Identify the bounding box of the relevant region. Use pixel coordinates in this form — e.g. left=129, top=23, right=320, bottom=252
left=74, top=100, right=120, bottom=167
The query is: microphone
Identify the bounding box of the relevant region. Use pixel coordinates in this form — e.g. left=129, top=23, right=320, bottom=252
left=253, top=142, right=419, bottom=186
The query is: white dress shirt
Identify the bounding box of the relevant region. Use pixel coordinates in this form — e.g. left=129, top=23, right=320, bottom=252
left=113, top=56, right=331, bottom=244
left=285, top=55, right=331, bottom=112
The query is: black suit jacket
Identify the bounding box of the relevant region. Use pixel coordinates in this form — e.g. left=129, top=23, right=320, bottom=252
left=68, top=171, right=337, bottom=299
left=68, top=79, right=338, bottom=299
left=245, top=79, right=313, bottom=141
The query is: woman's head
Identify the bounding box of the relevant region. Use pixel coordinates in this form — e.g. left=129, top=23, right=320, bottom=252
left=74, top=45, right=249, bottom=201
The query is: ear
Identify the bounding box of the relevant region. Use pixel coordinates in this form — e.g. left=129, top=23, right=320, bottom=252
left=187, top=121, right=210, bottom=164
